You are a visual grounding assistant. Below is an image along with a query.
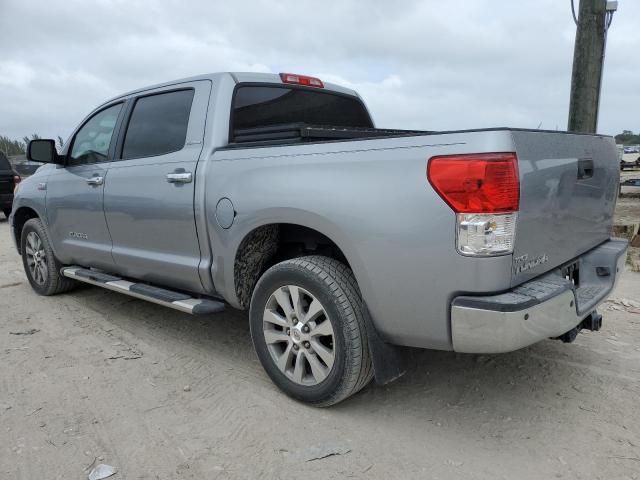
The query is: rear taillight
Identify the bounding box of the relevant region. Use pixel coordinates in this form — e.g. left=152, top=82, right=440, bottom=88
left=279, top=73, right=324, bottom=88
left=13, top=175, right=21, bottom=193
left=427, top=152, right=520, bottom=256
left=427, top=153, right=519, bottom=213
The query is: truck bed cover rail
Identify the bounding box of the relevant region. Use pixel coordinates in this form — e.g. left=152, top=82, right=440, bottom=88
left=229, top=123, right=431, bottom=147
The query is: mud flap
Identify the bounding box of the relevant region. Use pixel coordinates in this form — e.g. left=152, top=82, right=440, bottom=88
left=362, top=305, right=408, bottom=385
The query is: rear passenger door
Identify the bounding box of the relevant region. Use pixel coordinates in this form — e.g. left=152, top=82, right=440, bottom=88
left=103, top=81, right=211, bottom=293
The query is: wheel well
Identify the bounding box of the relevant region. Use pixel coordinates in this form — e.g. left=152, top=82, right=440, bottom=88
left=12, top=207, right=39, bottom=253
left=233, top=224, right=351, bottom=309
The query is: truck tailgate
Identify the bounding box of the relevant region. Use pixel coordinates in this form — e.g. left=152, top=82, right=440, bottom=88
left=511, top=130, right=619, bottom=286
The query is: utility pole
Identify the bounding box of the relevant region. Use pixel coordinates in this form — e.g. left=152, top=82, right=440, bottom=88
left=567, top=0, right=617, bottom=133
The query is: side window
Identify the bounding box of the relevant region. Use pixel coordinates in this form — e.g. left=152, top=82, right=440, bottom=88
left=69, top=103, right=123, bottom=166
left=121, top=89, right=194, bottom=160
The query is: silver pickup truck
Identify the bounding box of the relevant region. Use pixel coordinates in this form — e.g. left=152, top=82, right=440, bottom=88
left=11, top=72, right=628, bottom=406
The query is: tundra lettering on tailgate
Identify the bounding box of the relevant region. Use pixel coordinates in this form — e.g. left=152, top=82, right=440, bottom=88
left=513, top=253, right=549, bottom=274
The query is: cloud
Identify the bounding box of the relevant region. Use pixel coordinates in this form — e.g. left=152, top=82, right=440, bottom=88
left=0, top=0, right=637, bottom=140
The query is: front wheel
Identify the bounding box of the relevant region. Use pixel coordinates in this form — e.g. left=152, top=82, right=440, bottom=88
left=249, top=256, right=373, bottom=406
left=20, top=218, right=77, bottom=296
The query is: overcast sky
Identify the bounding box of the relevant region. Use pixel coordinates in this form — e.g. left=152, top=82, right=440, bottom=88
left=1, top=0, right=638, bottom=142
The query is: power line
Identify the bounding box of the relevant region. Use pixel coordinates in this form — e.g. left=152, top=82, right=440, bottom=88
left=571, top=0, right=616, bottom=30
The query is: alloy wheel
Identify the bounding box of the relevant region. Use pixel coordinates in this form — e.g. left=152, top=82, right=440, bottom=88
left=25, top=231, right=48, bottom=285
left=262, top=285, right=336, bottom=386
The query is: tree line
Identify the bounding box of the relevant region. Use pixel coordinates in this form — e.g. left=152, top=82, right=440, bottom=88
left=614, top=130, right=640, bottom=145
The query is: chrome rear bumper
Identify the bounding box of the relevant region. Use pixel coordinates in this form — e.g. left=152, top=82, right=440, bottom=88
left=451, top=238, right=628, bottom=353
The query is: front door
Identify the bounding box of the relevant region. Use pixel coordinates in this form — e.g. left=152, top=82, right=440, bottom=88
left=46, top=102, right=124, bottom=269
left=103, top=81, right=211, bottom=294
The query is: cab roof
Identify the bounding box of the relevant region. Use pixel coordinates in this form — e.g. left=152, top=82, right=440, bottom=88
left=104, top=72, right=360, bottom=106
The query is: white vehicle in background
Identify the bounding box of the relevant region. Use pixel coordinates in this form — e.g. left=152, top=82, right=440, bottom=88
left=619, top=145, right=640, bottom=170
left=620, top=154, right=640, bottom=170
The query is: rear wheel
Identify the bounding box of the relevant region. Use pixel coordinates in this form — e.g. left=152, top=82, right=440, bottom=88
left=2, top=208, right=10, bottom=218
left=21, top=218, right=76, bottom=296
left=249, top=256, right=373, bottom=406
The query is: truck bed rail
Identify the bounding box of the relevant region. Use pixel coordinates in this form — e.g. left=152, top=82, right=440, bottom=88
left=229, top=123, right=432, bottom=147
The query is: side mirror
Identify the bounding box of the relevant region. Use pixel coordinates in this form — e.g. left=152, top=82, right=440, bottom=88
left=27, top=139, right=62, bottom=164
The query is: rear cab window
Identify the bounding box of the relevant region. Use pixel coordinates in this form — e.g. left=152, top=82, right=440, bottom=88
left=122, top=89, right=195, bottom=159
left=230, top=85, right=373, bottom=140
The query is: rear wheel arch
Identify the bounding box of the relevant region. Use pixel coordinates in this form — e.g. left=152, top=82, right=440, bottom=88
left=232, top=223, right=354, bottom=310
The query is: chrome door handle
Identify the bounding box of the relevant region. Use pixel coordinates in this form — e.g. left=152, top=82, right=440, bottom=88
left=166, top=172, right=192, bottom=183
left=86, top=176, right=104, bottom=186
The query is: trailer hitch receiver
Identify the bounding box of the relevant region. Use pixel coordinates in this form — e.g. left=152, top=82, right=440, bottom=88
left=555, top=311, right=602, bottom=343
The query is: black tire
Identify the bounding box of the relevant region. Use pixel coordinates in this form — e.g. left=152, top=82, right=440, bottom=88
left=2, top=208, right=10, bottom=218
left=20, top=218, right=77, bottom=296
left=249, top=256, right=373, bottom=406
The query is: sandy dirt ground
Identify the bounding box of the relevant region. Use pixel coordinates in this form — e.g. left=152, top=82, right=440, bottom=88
left=1, top=217, right=640, bottom=480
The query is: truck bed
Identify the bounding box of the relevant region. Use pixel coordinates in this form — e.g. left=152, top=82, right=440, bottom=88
left=228, top=124, right=618, bottom=288
left=211, top=126, right=620, bottom=349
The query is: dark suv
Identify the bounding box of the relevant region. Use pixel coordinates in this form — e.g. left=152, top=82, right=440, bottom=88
left=0, top=152, right=21, bottom=218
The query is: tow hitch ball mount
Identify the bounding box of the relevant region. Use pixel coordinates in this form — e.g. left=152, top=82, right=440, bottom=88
left=555, top=311, right=603, bottom=344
